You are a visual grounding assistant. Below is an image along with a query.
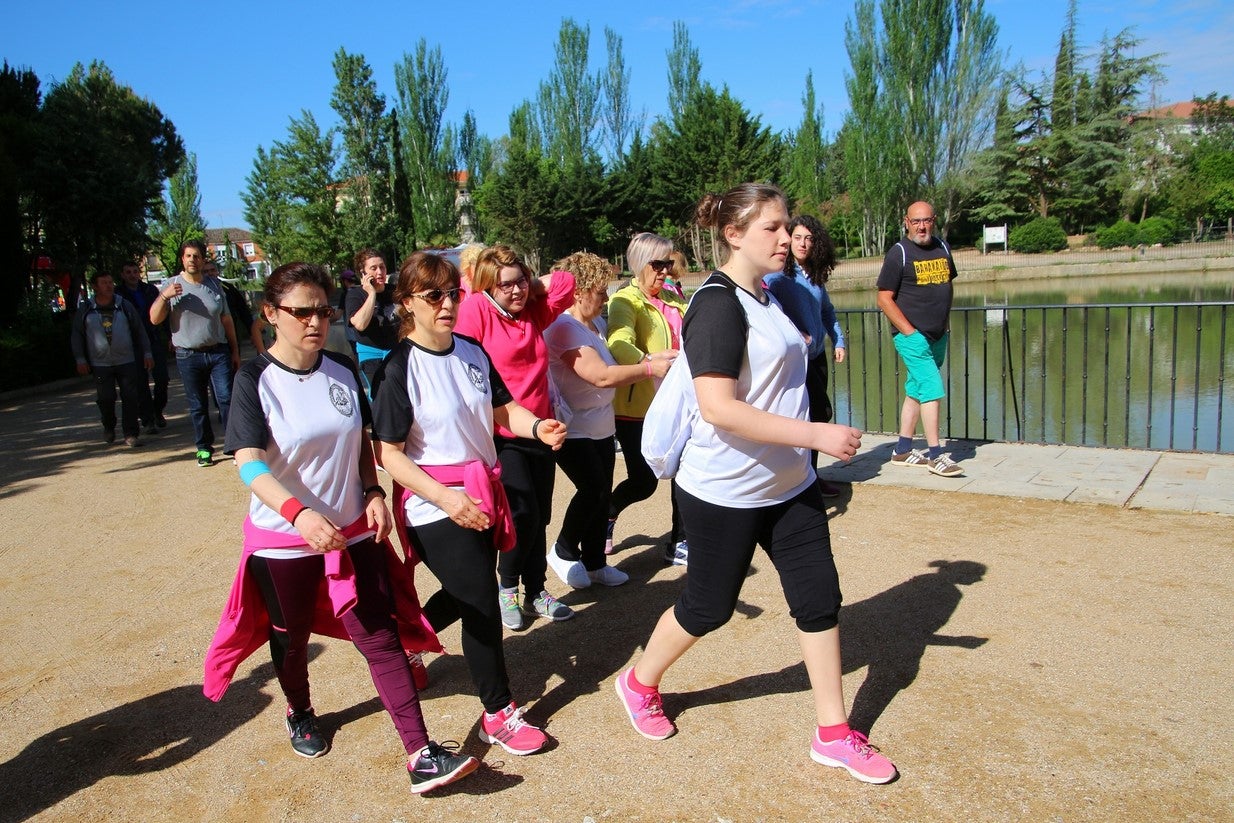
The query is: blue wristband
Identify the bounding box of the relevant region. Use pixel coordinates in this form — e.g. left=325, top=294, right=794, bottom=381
left=239, top=460, right=272, bottom=486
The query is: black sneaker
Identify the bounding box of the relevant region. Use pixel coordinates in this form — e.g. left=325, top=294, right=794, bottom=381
left=155, top=414, right=168, bottom=429
left=408, top=740, right=478, bottom=794
left=285, top=707, right=328, bottom=758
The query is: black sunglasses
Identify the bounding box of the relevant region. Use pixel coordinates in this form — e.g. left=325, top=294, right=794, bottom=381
left=275, top=305, right=333, bottom=322
left=413, top=288, right=462, bottom=306
left=649, top=259, right=673, bottom=271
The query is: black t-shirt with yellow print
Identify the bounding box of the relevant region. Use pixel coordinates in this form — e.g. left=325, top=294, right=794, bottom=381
left=876, top=237, right=958, bottom=342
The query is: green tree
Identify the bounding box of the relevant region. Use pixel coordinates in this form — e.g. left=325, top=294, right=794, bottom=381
left=330, top=48, right=398, bottom=258
left=35, top=61, right=183, bottom=301
left=968, top=86, right=1032, bottom=225
left=150, top=151, right=205, bottom=275
left=666, top=21, right=701, bottom=118
left=393, top=40, right=456, bottom=246
left=601, top=27, right=641, bottom=161
left=0, top=62, right=41, bottom=319
left=242, top=145, right=294, bottom=267
left=475, top=102, right=552, bottom=268
left=783, top=71, right=831, bottom=216
left=537, top=18, right=601, bottom=167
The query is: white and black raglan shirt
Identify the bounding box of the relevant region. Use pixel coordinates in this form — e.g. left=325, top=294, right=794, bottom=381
left=226, top=350, right=372, bottom=558
left=675, top=272, right=815, bottom=508
left=370, top=335, right=513, bottom=527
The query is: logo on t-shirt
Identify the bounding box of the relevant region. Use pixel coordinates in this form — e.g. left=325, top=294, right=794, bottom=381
left=466, top=363, right=487, bottom=394
left=329, top=382, right=354, bottom=417
left=912, top=257, right=951, bottom=285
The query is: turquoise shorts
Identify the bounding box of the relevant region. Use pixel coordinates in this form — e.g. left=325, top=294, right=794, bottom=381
left=893, top=331, right=948, bottom=403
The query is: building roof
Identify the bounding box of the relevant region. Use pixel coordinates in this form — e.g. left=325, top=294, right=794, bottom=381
left=1135, top=101, right=1198, bottom=120
left=203, top=227, right=254, bottom=244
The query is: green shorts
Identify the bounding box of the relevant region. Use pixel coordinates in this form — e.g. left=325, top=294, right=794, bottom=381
left=893, top=331, right=948, bottom=403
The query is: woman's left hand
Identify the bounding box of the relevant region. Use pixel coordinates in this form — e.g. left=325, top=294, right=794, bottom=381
left=364, top=494, right=392, bottom=542
left=834, top=346, right=846, bottom=364
left=536, top=418, right=568, bottom=450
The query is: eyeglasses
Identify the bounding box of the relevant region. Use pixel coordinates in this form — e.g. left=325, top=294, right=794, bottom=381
left=907, top=217, right=935, bottom=226
left=275, top=305, right=333, bottom=322
left=495, top=274, right=530, bottom=293
left=413, top=288, right=461, bottom=306
left=648, top=259, right=673, bottom=272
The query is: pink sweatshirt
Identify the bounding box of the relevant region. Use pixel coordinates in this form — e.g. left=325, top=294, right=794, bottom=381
left=454, top=271, right=575, bottom=438
left=202, top=514, right=442, bottom=702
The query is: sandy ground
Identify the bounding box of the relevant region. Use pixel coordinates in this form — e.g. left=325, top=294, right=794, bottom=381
left=0, top=379, right=1231, bottom=823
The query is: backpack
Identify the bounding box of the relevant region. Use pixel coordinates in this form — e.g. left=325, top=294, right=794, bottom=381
left=640, top=275, right=747, bottom=479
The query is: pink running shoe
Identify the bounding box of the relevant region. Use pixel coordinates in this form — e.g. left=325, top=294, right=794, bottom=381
left=810, top=730, right=897, bottom=784
left=614, top=667, right=676, bottom=740
left=478, top=702, right=548, bottom=755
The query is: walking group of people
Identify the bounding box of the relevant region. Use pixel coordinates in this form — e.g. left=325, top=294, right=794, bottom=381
left=187, top=182, right=968, bottom=797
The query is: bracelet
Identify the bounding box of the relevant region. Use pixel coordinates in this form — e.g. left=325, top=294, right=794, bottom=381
left=279, top=497, right=309, bottom=525
left=363, top=485, right=386, bottom=499
left=531, top=418, right=543, bottom=440
left=645, top=359, right=653, bottom=377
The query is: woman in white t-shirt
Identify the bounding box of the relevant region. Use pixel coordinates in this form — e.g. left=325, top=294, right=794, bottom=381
left=371, top=251, right=567, bottom=759
left=205, top=262, right=477, bottom=795
left=543, top=252, right=677, bottom=589
left=613, top=184, right=898, bottom=785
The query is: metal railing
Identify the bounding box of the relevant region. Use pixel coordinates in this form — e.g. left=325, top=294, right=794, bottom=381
left=833, top=302, right=1234, bottom=453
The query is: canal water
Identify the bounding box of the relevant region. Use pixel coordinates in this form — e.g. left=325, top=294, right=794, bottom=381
left=826, top=270, right=1234, bottom=453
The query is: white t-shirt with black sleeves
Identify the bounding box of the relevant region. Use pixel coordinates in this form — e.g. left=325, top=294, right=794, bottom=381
left=225, top=350, right=373, bottom=558
left=370, top=335, right=513, bottom=527
left=675, top=272, right=814, bottom=508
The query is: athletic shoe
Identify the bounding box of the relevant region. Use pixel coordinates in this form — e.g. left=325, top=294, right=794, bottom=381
left=407, top=651, right=429, bottom=690
left=889, top=447, right=929, bottom=467
left=285, top=707, right=328, bottom=758
left=103, top=430, right=116, bottom=445
left=478, top=702, right=548, bottom=755
left=817, top=479, right=842, bottom=498
left=155, top=414, right=168, bottom=429
left=523, top=590, right=575, bottom=621
left=547, top=544, right=591, bottom=589
left=665, top=540, right=688, bottom=567
left=196, top=449, right=213, bottom=468
left=124, top=435, right=142, bottom=448
left=498, top=586, right=525, bottom=631
left=142, top=422, right=159, bottom=435
left=407, top=740, right=478, bottom=794
left=604, top=518, right=616, bottom=555
left=928, top=454, right=964, bottom=477
left=810, top=730, right=897, bottom=784
left=588, top=565, right=629, bottom=587
left=614, top=667, right=676, bottom=740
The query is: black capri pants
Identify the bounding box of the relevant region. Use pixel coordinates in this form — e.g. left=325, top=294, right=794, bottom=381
left=674, top=481, right=842, bottom=637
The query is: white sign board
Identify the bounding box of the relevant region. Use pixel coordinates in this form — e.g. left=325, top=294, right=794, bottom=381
left=982, top=225, right=1008, bottom=254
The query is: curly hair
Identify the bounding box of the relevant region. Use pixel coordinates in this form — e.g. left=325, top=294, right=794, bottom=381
left=553, top=252, right=612, bottom=294
left=787, top=214, right=838, bottom=286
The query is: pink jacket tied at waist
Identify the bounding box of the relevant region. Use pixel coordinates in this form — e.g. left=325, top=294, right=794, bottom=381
left=393, top=460, right=517, bottom=564
left=202, top=513, right=442, bottom=702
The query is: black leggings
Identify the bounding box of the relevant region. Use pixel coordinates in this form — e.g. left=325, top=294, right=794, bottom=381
left=673, top=483, right=842, bottom=637
left=409, top=517, right=512, bottom=714
left=611, top=418, right=682, bottom=541
left=247, top=540, right=430, bottom=754
left=554, top=436, right=616, bottom=570
left=495, top=436, right=555, bottom=593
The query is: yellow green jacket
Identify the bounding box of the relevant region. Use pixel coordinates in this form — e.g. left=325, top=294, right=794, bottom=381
left=605, top=281, right=688, bottom=419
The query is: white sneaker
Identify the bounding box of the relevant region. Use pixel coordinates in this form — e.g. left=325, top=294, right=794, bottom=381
left=588, top=565, right=629, bottom=587
left=547, top=544, right=591, bottom=589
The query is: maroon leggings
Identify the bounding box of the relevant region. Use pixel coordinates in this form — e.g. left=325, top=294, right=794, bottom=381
left=247, top=539, right=429, bottom=754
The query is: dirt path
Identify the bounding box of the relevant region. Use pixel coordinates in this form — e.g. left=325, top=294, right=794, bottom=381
left=1, top=382, right=1231, bottom=822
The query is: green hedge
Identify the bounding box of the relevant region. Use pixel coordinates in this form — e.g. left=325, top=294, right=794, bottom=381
left=1009, top=217, right=1069, bottom=253
left=1094, top=217, right=1180, bottom=249
left=0, top=286, right=77, bottom=393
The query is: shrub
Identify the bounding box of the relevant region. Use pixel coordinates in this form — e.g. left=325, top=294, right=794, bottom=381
left=1136, top=216, right=1177, bottom=246
left=0, top=282, right=76, bottom=393
left=1008, top=217, right=1069, bottom=253
left=1094, top=220, right=1141, bottom=249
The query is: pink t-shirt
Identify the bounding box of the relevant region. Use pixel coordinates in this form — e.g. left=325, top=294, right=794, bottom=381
left=648, top=295, right=683, bottom=349
left=454, top=271, right=576, bottom=438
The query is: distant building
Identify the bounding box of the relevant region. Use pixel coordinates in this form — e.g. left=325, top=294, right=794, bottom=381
left=144, top=228, right=272, bottom=282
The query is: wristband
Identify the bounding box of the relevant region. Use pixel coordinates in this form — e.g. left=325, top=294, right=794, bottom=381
left=531, top=418, right=543, bottom=440
left=238, top=460, right=272, bottom=486
left=363, top=485, right=386, bottom=499
left=645, top=359, right=653, bottom=377
left=279, top=497, right=309, bottom=525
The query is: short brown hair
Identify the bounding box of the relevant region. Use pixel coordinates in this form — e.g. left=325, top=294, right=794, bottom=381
left=472, top=245, right=532, bottom=294
left=393, top=251, right=461, bottom=335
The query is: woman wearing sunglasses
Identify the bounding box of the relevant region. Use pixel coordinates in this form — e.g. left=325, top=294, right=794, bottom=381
left=605, top=232, right=689, bottom=564
left=372, top=252, right=567, bottom=757
left=453, top=245, right=577, bottom=632
left=205, top=262, right=478, bottom=795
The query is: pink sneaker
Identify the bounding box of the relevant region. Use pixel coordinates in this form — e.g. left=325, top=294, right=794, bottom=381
left=478, top=702, right=548, bottom=755
left=810, top=730, right=897, bottom=784
left=614, top=667, right=676, bottom=740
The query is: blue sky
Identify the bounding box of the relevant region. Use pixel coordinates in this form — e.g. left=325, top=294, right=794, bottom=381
left=4, top=0, right=1229, bottom=229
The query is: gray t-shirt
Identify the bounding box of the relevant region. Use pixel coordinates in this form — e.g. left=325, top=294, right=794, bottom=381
left=166, top=274, right=231, bottom=350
